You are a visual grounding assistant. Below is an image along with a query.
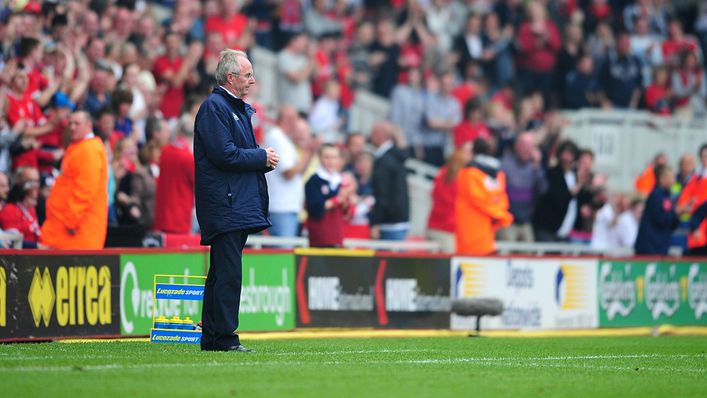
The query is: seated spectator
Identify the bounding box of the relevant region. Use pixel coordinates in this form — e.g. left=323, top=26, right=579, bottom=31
left=499, top=132, right=547, bottom=242
left=305, top=144, right=355, bottom=247
left=635, top=164, right=691, bottom=255
left=0, top=168, right=41, bottom=248
left=644, top=66, right=673, bottom=115
left=428, top=142, right=471, bottom=253
left=598, top=32, right=643, bottom=110
left=456, top=138, right=513, bottom=255
left=453, top=97, right=491, bottom=148
left=308, top=80, right=343, bottom=143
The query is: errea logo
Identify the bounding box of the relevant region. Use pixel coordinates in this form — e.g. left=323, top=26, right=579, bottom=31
left=28, top=268, right=55, bottom=328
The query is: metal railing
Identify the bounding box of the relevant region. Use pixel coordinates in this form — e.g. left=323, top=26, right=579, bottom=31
left=495, top=241, right=634, bottom=257
left=244, top=235, right=442, bottom=252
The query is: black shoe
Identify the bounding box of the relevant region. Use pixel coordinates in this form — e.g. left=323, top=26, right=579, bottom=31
left=226, top=344, right=254, bottom=353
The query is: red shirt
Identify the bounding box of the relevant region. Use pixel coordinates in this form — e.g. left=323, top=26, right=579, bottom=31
left=312, top=49, right=334, bottom=98
left=39, top=117, right=68, bottom=149
left=153, top=139, right=195, bottom=233
left=26, top=66, right=48, bottom=98
left=0, top=202, right=40, bottom=243
left=451, top=82, right=479, bottom=109
left=453, top=121, right=491, bottom=147
left=153, top=55, right=185, bottom=119
left=662, top=38, right=699, bottom=66
left=205, top=13, right=248, bottom=46
left=644, top=84, right=672, bottom=114
left=5, top=92, right=54, bottom=171
left=427, top=167, right=457, bottom=233
left=516, top=21, right=562, bottom=72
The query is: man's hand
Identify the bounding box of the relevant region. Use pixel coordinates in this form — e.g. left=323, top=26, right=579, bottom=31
left=266, top=147, right=280, bottom=169
left=370, top=225, right=380, bottom=240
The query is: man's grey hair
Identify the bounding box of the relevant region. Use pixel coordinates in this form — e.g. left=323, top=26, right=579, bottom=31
left=215, top=49, right=249, bottom=85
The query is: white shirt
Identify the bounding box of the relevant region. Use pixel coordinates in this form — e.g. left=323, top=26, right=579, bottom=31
left=615, top=211, right=639, bottom=248
left=308, top=96, right=341, bottom=143
left=264, top=126, right=302, bottom=213
left=557, top=171, right=577, bottom=238
left=591, top=203, right=618, bottom=249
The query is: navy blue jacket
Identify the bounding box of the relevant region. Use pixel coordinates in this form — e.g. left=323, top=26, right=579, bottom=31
left=194, top=86, right=271, bottom=245
left=635, top=187, right=678, bottom=255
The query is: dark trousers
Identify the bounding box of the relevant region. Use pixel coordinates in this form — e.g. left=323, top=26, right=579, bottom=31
left=201, top=230, right=248, bottom=350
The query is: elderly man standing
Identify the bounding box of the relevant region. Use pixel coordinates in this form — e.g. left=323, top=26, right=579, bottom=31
left=40, top=111, right=108, bottom=249
left=194, top=49, right=279, bottom=352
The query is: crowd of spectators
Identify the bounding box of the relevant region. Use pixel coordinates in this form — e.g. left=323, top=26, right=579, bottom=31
left=0, top=0, right=705, bottom=255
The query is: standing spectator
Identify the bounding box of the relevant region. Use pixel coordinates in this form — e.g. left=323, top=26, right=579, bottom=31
left=348, top=151, right=375, bottom=238
left=456, top=138, right=513, bottom=255
left=265, top=108, right=315, bottom=238
left=153, top=31, right=199, bottom=120
left=532, top=140, right=582, bottom=242
left=624, top=0, right=667, bottom=36
left=499, top=132, right=547, bottom=242
left=308, top=80, right=343, bottom=143
left=304, top=0, right=343, bottom=39
left=121, top=64, right=149, bottom=142
left=452, top=13, right=484, bottom=79
left=453, top=97, right=491, bottom=148
left=662, top=19, right=701, bottom=69
left=563, top=54, right=599, bottom=110
left=515, top=0, right=561, bottom=97
left=616, top=197, right=644, bottom=250
left=370, top=121, right=409, bottom=241
left=153, top=114, right=195, bottom=234
left=675, top=154, right=696, bottom=197
left=677, top=144, right=707, bottom=256
left=82, top=64, right=113, bottom=119
left=635, top=165, right=690, bottom=255
left=0, top=172, right=8, bottom=209
left=555, top=23, right=584, bottom=98
left=586, top=21, right=615, bottom=67
left=112, top=88, right=134, bottom=140
left=343, top=132, right=366, bottom=173
left=598, top=32, right=643, bottom=110
left=631, top=16, right=664, bottom=87
left=590, top=192, right=622, bottom=251
left=277, top=33, right=314, bottom=114
left=644, top=66, right=673, bottom=115
left=348, top=21, right=375, bottom=92
left=40, top=111, right=108, bottom=249
left=422, top=71, right=462, bottom=167
left=205, top=0, right=251, bottom=50
left=368, top=20, right=401, bottom=98
left=305, top=144, right=354, bottom=247
left=113, top=138, right=156, bottom=229
left=671, top=52, right=706, bottom=117
left=0, top=168, right=40, bottom=248
left=427, top=142, right=471, bottom=253
left=390, top=67, right=425, bottom=160
left=697, top=2, right=707, bottom=67
left=481, top=12, right=515, bottom=91
left=635, top=153, right=669, bottom=197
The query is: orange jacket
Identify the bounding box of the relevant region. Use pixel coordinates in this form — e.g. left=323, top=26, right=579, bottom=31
left=41, top=136, right=108, bottom=249
left=456, top=164, right=513, bottom=255
left=678, top=174, right=707, bottom=249
left=635, top=165, right=655, bottom=195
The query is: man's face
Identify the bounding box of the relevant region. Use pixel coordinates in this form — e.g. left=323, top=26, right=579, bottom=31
left=69, top=113, right=90, bottom=142
left=231, top=57, right=256, bottom=98
left=347, top=135, right=365, bottom=157
left=11, top=71, right=29, bottom=93
left=0, top=174, right=9, bottom=201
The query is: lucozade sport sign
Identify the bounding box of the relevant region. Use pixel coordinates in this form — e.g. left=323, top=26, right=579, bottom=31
left=451, top=257, right=598, bottom=330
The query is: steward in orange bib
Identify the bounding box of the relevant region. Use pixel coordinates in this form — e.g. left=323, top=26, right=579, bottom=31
left=40, top=111, right=108, bottom=249
left=677, top=144, right=707, bottom=255
left=456, top=138, right=513, bottom=255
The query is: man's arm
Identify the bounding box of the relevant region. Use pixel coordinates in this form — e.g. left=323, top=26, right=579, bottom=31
left=197, top=104, right=267, bottom=171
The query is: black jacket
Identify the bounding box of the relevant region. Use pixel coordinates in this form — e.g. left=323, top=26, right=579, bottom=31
left=370, top=145, right=409, bottom=226
left=532, top=165, right=574, bottom=234
left=194, top=86, right=271, bottom=245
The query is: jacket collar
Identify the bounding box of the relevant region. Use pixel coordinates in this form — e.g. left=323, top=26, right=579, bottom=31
left=469, top=154, right=500, bottom=178
left=213, top=86, right=256, bottom=117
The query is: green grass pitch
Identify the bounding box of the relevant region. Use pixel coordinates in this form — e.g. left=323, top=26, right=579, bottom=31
left=1, top=336, right=705, bottom=398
